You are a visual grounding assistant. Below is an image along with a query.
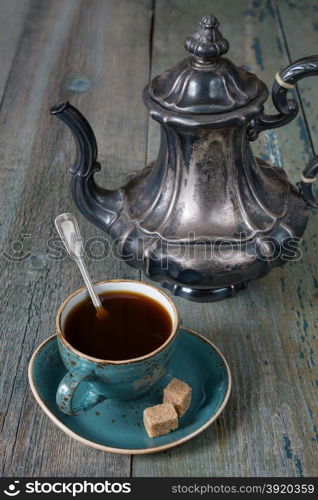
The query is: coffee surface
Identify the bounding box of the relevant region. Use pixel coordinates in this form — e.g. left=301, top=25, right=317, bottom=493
left=64, top=291, right=172, bottom=360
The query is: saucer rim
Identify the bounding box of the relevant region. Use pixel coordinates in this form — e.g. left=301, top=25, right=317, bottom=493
left=28, top=327, right=232, bottom=455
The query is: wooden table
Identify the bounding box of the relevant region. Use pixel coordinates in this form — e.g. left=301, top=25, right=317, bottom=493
left=1, top=0, right=317, bottom=477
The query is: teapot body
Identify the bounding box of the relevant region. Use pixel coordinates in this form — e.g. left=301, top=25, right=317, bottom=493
left=107, top=115, right=308, bottom=300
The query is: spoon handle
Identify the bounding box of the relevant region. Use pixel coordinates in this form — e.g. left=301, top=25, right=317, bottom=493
left=54, top=213, right=103, bottom=310
left=75, top=259, right=103, bottom=310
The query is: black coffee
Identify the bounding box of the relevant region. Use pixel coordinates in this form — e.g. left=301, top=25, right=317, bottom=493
left=64, top=291, right=172, bottom=361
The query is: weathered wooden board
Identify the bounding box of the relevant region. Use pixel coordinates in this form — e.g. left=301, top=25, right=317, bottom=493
left=0, top=0, right=29, bottom=101
left=276, top=0, right=318, bottom=153
left=134, top=0, right=318, bottom=477
left=0, top=0, right=153, bottom=477
left=1, top=0, right=317, bottom=479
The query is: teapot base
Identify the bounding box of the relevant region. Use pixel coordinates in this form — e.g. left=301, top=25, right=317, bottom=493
left=162, top=281, right=249, bottom=303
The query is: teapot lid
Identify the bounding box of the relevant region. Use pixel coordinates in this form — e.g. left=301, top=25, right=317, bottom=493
left=148, top=15, right=267, bottom=115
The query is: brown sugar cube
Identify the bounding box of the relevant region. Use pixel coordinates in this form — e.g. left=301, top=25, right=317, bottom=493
left=163, top=378, right=192, bottom=417
left=143, top=403, right=178, bottom=438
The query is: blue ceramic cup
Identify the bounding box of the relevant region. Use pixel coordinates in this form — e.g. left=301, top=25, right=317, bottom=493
left=56, top=280, right=179, bottom=415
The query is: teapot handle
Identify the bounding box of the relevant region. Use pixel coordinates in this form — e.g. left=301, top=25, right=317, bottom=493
left=297, top=156, right=318, bottom=208
left=247, top=55, right=318, bottom=208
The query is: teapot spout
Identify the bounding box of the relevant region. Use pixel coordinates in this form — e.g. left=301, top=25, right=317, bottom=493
left=50, top=102, right=123, bottom=231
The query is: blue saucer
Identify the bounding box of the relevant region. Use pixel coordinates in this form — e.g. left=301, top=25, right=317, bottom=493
left=28, top=328, right=231, bottom=454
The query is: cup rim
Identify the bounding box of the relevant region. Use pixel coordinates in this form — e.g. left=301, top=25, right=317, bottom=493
left=56, top=279, right=179, bottom=365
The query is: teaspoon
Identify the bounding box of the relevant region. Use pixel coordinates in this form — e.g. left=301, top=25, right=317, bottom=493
left=54, top=212, right=107, bottom=319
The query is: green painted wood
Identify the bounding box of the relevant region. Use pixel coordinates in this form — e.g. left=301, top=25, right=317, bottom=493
left=1, top=0, right=317, bottom=479
left=0, top=0, right=29, bottom=101
left=134, top=0, right=318, bottom=477
left=276, top=0, right=318, bottom=153
left=0, top=0, right=153, bottom=476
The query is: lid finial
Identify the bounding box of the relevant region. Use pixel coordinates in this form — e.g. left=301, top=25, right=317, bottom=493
left=184, top=15, right=229, bottom=61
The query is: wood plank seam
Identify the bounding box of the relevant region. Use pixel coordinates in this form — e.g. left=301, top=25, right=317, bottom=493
left=274, top=0, right=316, bottom=156
left=0, top=2, right=29, bottom=112
left=1, top=267, right=50, bottom=475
